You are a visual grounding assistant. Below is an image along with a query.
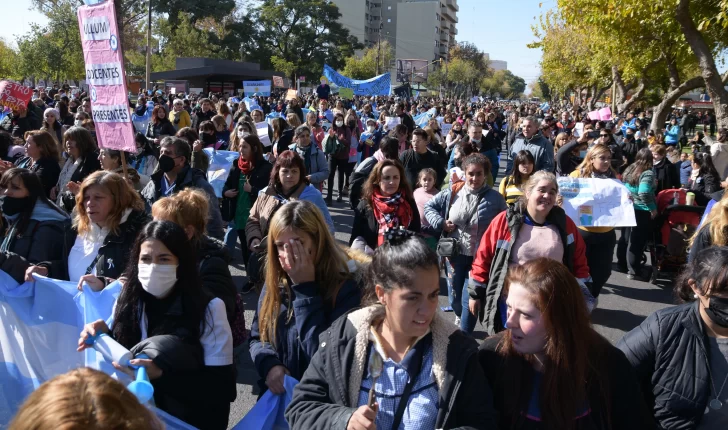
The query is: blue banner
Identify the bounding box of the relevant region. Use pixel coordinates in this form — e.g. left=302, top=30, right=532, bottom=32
left=323, top=64, right=391, bottom=96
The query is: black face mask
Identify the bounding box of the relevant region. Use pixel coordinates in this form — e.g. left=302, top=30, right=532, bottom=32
left=70, top=106, right=78, bottom=113
left=705, top=296, right=728, bottom=328
left=158, top=154, right=178, bottom=173
left=2, top=195, right=34, bottom=217
left=202, top=133, right=217, bottom=145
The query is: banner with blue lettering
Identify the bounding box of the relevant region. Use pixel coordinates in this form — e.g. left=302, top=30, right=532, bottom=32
left=0, top=272, right=195, bottom=428
left=204, top=148, right=240, bottom=198
left=322, top=64, right=391, bottom=96
left=243, top=80, right=271, bottom=97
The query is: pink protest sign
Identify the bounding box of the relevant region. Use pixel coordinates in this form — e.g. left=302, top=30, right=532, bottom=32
left=587, top=111, right=600, bottom=121
left=0, top=81, right=33, bottom=111
left=598, top=107, right=612, bottom=121
left=77, top=2, right=135, bottom=152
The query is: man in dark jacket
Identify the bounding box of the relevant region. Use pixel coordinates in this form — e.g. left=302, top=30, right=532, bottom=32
left=507, top=116, right=554, bottom=174
left=399, top=129, right=446, bottom=190
left=0, top=107, right=40, bottom=138
left=395, top=102, right=416, bottom=138
left=651, top=145, right=679, bottom=194
left=141, top=137, right=224, bottom=239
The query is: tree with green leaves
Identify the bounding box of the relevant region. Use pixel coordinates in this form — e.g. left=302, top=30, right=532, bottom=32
left=242, top=0, right=361, bottom=82
left=481, top=70, right=526, bottom=99
left=0, top=39, right=21, bottom=80
left=342, top=41, right=394, bottom=80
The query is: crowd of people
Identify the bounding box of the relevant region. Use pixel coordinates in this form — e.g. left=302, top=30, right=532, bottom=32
left=2, top=82, right=728, bottom=429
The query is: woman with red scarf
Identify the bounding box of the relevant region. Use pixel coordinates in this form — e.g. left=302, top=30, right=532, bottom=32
left=222, top=134, right=273, bottom=266
left=349, top=159, right=420, bottom=253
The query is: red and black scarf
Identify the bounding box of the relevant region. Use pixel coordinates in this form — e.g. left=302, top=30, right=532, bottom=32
left=371, top=189, right=413, bottom=245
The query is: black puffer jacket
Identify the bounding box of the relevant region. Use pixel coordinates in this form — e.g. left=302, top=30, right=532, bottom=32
left=59, top=154, right=102, bottom=211
left=198, top=236, right=237, bottom=325
left=286, top=305, right=497, bottom=430
left=617, top=302, right=713, bottom=430
left=43, top=209, right=150, bottom=282
left=652, top=158, right=679, bottom=195
left=15, top=156, right=61, bottom=198
left=689, top=172, right=720, bottom=207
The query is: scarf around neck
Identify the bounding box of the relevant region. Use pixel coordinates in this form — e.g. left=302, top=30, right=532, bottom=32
left=371, top=189, right=412, bottom=245
left=238, top=157, right=254, bottom=175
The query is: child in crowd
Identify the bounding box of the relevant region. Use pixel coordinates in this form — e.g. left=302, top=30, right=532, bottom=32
left=414, top=168, right=440, bottom=250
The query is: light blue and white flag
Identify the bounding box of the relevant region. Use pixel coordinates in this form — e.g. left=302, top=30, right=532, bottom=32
left=243, top=81, right=271, bottom=97
left=413, top=108, right=437, bottom=128
left=244, top=97, right=261, bottom=113
left=0, top=272, right=195, bottom=428
left=204, top=148, right=240, bottom=198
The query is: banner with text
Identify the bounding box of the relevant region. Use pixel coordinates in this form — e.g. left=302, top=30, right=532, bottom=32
left=322, top=64, right=391, bottom=96
left=558, top=177, right=636, bottom=227
left=0, top=81, right=33, bottom=111
left=243, top=80, right=271, bottom=96
left=77, top=1, right=135, bottom=152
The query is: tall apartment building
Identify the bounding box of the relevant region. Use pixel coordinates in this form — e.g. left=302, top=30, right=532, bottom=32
left=331, top=0, right=459, bottom=82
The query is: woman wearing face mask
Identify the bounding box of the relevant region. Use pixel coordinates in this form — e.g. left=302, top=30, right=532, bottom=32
left=0, top=168, right=69, bottom=284
left=468, top=171, right=594, bottom=335
left=73, top=111, right=90, bottom=129
left=145, top=106, right=176, bottom=146
left=227, top=119, right=256, bottom=153
left=569, top=144, right=619, bottom=299
left=555, top=131, right=589, bottom=176
left=619, top=247, right=728, bottom=429
left=425, top=153, right=507, bottom=332
left=324, top=113, right=353, bottom=204
left=25, top=171, right=149, bottom=289
left=358, top=118, right=383, bottom=162
left=14, top=131, right=61, bottom=198
left=350, top=159, right=420, bottom=254
left=78, top=221, right=236, bottom=429
left=250, top=200, right=366, bottom=394
left=174, top=125, right=208, bottom=175
left=289, top=125, right=329, bottom=190
left=616, top=148, right=656, bottom=280
left=53, top=127, right=101, bottom=212
left=480, top=258, right=652, bottom=430
left=222, top=134, right=272, bottom=267
left=169, top=98, right=192, bottom=131
left=287, top=231, right=497, bottom=430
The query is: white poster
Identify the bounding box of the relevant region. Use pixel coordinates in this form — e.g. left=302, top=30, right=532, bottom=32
left=440, top=123, right=453, bottom=136
left=256, top=121, right=271, bottom=147
left=558, top=178, right=636, bottom=227
left=385, top=116, right=401, bottom=131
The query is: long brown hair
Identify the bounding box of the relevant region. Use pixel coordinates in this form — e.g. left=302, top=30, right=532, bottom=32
left=9, top=367, right=163, bottom=430
left=361, top=159, right=413, bottom=207
left=623, top=148, right=653, bottom=186
left=574, top=144, right=617, bottom=178
left=498, top=258, right=612, bottom=430
left=24, top=130, right=60, bottom=162
left=74, top=171, right=144, bottom=236
left=260, top=200, right=352, bottom=344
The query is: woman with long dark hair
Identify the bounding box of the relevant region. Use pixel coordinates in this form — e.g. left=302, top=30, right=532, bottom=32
left=145, top=105, right=176, bottom=145
left=619, top=247, right=728, bottom=429
left=14, top=130, right=61, bottom=198
left=0, top=168, right=69, bottom=284
left=617, top=148, right=656, bottom=280
left=53, top=126, right=100, bottom=211
left=499, top=150, right=535, bottom=206
left=480, top=258, right=652, bottom=430
left=688, top=151, right=721, bottom=206
left=78, top=221, right=235, bottom=429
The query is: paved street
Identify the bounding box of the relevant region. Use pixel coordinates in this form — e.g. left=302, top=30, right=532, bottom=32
left=226, top=153, right=677, bottom=427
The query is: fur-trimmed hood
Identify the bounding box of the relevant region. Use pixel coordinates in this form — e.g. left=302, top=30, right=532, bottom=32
left=344, top=305, right=458, bottom=406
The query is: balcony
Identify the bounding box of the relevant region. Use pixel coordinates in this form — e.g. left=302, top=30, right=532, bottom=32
left=446, top=0, right=459, bottom=12
left=440, top=5, right=454, bottom=21
left=451, top=24, right=458, bottom=35
left=439, top=44, right=448, bottom=55
left=440, top=31, right=448, bottom=42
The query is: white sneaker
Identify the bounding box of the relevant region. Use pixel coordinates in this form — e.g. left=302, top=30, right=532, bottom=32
left=454, top=316, right=461, bottom=327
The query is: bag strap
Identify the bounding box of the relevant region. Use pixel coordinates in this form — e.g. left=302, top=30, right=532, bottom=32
left=440, top=188, right=460, bottom=239
left=85, top=252, right=103, bottom=276
left=391, top=341, right=427, bottom=430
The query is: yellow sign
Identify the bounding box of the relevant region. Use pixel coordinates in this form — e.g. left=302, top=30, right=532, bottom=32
left=339, top=88, right=354, bottom=99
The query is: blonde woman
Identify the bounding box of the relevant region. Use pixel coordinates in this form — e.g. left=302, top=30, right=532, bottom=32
left=689, top=191, right=728, bottom=262
left=249, top=200, right=365, bottom=394
left=170, top=98, right=192, bottom=131
left=569, top=144, right=619, bottom=298
left=286, top=112, right=302, bottom=129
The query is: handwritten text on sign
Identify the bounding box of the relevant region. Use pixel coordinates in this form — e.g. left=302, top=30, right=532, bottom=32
left=77, top=2, right=135, bottom=152
left=0, top=81, right=33, bottom=111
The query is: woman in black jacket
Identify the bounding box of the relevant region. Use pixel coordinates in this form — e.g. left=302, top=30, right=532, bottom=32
left=618, top=247, right=728, bottom=429
left=14, top=130, right=61, bottom=198
left=350, top=159, right=421, bottom=253
left=222, top=134, right=272, bottom=266
left=145, top=105, right=177, bottom=146
left=650, top=143, right=679, bottom=195
left=0, top=168, right=70, bottom=284
left=54, top=126, right=101, bottom=212
left=480, top=258, right=652, bottom=430
left=287, top=231, right=497, bottom=430
left=79, top=221, right=235, bottom=430
left=687, top=151, right=721, bottom=206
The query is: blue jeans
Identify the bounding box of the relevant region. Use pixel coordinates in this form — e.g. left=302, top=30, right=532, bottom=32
left=461, top=280, right=478, bottom=333
left=483, top=148, right=499, bottom=183
left=448, top=254, right=473, bottom=320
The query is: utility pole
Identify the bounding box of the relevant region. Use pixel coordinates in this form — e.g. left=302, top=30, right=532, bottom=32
left=145, top=0, right=152, bottom=92
left=376, top=2, right=383, bottom=75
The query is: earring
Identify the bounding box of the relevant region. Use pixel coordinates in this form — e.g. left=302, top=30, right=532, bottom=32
left=694, top=293, right=699, bottom=299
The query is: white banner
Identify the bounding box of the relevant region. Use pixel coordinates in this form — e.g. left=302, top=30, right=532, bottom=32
left=558, top=177, right=636, bottom=227
left=80, top=16, right=111, bottom=41
left=85, top=62, right=123, bottom=86
left=91, top=104, right=131, bottom=123
left=256, top=121, right=271, bottom=147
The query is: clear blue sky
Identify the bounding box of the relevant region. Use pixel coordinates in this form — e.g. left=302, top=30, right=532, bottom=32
left=3, top=0, right=552, bottom=88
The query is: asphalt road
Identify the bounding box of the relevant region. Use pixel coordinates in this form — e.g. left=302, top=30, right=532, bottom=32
left=225, top=151, right=677, bottom=428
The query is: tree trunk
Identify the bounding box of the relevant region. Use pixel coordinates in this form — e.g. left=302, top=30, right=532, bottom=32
left=617, top=79, right=646, bottom=115
left=675, top=0, right=728, bottom=128
left=650, top=76, right=704, bottom=132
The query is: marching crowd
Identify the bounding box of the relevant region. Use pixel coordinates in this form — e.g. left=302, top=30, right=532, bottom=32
left=2, top=82, right=728, bottom=429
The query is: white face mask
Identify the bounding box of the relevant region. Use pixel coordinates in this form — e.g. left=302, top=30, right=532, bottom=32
left=368, top=125, right=376, bottom=133
left=74, top=120, right=83, bottom=127
left=335, top=121, right=344, bottom=127
left=138, top=263, right=178, bottom=298
left=237, top=129, right=248, bottom=139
